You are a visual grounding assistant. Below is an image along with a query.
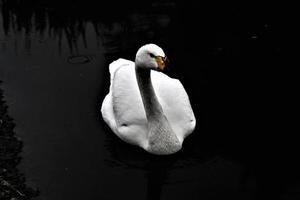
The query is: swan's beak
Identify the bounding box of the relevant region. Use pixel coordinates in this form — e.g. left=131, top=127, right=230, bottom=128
left=156, top=56, right=166, bottom=71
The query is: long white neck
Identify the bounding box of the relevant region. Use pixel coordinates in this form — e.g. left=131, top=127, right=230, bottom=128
left=135, top=67, right=163, bottom=122
left=135, top=65, right=181, bottom=155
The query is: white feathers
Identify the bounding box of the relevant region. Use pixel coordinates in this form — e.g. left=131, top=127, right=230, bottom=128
left=101, top=44, right=196, bottom=154
left=136, top=44, right=165, bottom=58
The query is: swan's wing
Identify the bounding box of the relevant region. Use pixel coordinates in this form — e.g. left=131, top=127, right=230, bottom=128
left=151, top=71, right=196, bottom=143
left=101, top=58, right=134, bottom=134
left=110, top=60, right=148, bottom=148
left=108, top=59, right=132, bottom=90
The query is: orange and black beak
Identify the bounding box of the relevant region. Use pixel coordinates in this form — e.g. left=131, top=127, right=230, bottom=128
left=155, top=56, right=168, bottom=71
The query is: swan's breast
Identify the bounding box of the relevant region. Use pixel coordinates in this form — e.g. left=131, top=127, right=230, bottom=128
left=151, top=72, right=196, bottom=142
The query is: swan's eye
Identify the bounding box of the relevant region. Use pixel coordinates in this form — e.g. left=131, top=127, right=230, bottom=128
left=149, top=53, right=155, bottom=58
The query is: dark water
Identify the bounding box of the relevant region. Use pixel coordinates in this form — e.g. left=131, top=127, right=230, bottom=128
left=1, top=1, right=296, bottom=200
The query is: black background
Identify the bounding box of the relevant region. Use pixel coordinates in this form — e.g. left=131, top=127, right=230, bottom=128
left=1, top=1, right=294, bottom=200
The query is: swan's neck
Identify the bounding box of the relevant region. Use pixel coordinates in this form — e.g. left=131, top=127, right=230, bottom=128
left=135, top=66, right=181, bottom=154
left=135, top=67, right=163, bottom=122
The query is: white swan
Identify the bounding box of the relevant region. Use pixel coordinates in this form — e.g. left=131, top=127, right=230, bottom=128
left=101, top=44, right=196, bottom=155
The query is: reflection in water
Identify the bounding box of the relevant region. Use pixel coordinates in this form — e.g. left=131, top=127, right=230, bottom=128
left=145, top=157, right=176, bottom=200
left=1, top=0, right=173, bottom=56
left=101, top=117, right=223, bottom=199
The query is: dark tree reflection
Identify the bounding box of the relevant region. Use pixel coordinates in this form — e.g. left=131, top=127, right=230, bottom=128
left=0, top=0, right=176, bottom=55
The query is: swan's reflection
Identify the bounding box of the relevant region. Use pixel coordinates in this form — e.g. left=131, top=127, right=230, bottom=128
left=145, top=157, right=175, bottom=200
left=102, top=120, right=224, bottom=199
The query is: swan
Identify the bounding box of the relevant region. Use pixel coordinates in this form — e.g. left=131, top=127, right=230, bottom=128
left=101, top=44, right=196, bottom=155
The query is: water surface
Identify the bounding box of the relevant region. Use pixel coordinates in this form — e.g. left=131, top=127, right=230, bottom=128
left=1, top=1, right=290, bottom=200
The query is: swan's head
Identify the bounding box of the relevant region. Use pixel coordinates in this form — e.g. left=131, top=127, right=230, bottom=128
left=135, top=44, right=167, bottom=71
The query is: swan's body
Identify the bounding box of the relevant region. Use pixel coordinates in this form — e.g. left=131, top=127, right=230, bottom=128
left=101, top=44, right=196, bottom=155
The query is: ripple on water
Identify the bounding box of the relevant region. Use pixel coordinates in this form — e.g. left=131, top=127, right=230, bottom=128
left=67, top=55, right=95, bottom=64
